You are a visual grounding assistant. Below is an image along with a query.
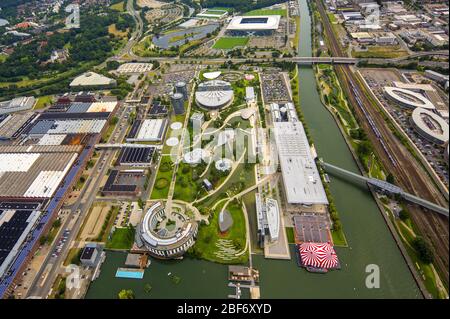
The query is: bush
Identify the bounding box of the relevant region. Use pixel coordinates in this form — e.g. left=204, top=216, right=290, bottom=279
left=155, top=178, right=169, bottom=190
left=398, top=209, right=409, bottom=221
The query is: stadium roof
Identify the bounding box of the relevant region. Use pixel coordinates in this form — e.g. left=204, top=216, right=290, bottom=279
left=227, top=15, right=281, bottom=31
left=273, top=121, right=328, bottom=206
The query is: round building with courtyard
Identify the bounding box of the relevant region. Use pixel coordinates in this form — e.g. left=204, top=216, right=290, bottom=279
left=135, top=202, right=198, bottom=259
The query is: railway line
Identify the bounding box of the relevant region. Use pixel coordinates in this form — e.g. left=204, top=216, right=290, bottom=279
left=314, top=0, right=449, bottom=286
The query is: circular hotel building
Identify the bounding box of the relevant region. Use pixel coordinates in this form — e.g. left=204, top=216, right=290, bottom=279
left=410, top=108, right=449, bottom=145
left=383, top=87, right=435, bottom=110
left=195, top=80, right=234, bottom=110
left=136, top=202, right=198, bottom=259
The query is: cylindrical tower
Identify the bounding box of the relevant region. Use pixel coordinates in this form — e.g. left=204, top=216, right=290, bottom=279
left=171, top=93, right=185, bottom=115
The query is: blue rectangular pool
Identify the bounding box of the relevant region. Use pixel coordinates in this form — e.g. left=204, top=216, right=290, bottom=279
left=115, top=268, right=144, bottom=279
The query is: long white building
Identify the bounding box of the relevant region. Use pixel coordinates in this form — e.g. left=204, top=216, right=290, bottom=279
left=273, top=121, right=328, bottom=206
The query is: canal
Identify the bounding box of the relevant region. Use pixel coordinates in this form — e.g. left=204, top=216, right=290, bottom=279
left=86, top=0, right=420, bottom=299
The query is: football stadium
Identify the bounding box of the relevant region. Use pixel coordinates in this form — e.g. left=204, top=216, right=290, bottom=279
left=226, top=15, right=281, bottom=36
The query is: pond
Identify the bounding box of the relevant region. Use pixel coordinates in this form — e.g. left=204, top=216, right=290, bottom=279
left=153, top=24, right=219, bottom=49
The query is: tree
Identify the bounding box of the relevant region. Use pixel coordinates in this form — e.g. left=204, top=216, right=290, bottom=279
left=386, top=173, right=395, bottom=185
left=412, top=237, right=434, bottom=264
left=118, top=289, right=135, bottom=299
left=398, top=209, right=409, bottom=221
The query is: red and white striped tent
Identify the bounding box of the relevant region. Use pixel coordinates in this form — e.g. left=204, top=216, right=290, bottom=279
left=298, top=242, right=339, bottom=269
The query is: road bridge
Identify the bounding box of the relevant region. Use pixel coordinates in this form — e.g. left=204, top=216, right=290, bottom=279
left=319, top=160, right=448, bottom=217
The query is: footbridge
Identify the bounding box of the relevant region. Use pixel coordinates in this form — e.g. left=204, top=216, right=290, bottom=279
left=319, top=160, right=449, bottom=217
left=95, top=143, right=157, bottom=149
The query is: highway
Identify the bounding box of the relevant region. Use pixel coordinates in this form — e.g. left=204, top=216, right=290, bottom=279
left=26, top=104, right=132, bottom=298
left=314, top=0, right=449, bottom=285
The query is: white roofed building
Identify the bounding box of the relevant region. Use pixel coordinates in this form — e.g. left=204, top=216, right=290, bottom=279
left=226, top=16, right=281, bottom=36
left=273, top=121, right=328, bottom=206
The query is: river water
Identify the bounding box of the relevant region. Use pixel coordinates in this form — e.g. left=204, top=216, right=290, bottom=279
left=85, top=0, right=420, bottom=299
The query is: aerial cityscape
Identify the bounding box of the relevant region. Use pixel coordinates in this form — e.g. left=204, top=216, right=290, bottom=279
left=0, top=0, right=448, bottom=302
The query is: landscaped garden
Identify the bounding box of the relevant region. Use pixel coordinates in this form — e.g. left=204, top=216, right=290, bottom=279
left=189, top=199, right=248, bottom=264
left=150, top=156, right=174, bottom=199
left=106, top=226, right=136, bottom=250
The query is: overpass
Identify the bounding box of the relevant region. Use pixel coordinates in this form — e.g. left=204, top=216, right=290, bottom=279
left=290, top=56, right=358, bottom=64
left=319, top=160, right=449, bottom=217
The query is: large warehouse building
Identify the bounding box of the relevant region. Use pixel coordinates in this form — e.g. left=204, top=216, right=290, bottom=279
left=226, top=15, right=281, bottom=36
left=195, top=80, right=234, bottom=110
left=273, top=121, right=328, bottom=207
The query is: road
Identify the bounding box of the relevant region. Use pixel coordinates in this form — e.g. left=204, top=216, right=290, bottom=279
left=26, top=105, right=132, bottom=298
left=314, top=0, right=449, bottom=285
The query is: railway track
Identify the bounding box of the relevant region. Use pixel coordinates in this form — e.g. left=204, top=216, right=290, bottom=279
left=314, top=0, right=449, bottom=286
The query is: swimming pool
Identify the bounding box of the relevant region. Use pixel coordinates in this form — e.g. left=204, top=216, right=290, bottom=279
left=115, top=268, right=144, bottom=279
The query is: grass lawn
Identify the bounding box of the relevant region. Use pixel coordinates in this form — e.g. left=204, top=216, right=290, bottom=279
left=150, top=156, right=174, bottom=199
left=173, top=163, right=207, bottom=203
left=204, top=9, right=228, bottom=15
left=108, top=24, right=128, bottom=38
left=352, top=46, right=408, bottom=59
left=285, top=227, right=295, bottom=244
left=327, top=13, right=337, bottom=23
left=0, top=54, right=7, bottom=63
left=331, top=229, right=348, bottom=247
left=106, top=227, right=135, bottom=250
left=34, top=95, right=53, bottom=110
left=110, top=1, right=124, bottom=11
left=213, top=37, right=249, bottom=50
left=192, top=199, right=248, bottom=264
left=244, top=9, right=287, bottom=17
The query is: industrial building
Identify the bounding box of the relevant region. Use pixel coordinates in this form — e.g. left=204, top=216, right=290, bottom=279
left=195, top=80, right=234, bottom=110
left=117, top=147, right=155, bottom=167
left=126, top=119, right=168, bottom=142
left=101, top=170, right=142, bottom=197
left=0, top=203, right=42, bottom=281
left=0, top=97, right=36, bottom=115
left=135, top=202, right=198, bottom=259
left=0, top=113, right=38, bottom=140
left=273, top=121, right=328, bottom=206
left=226, top=16, right=282, bottom=36
left=0, top=151, right=78, bottom=199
